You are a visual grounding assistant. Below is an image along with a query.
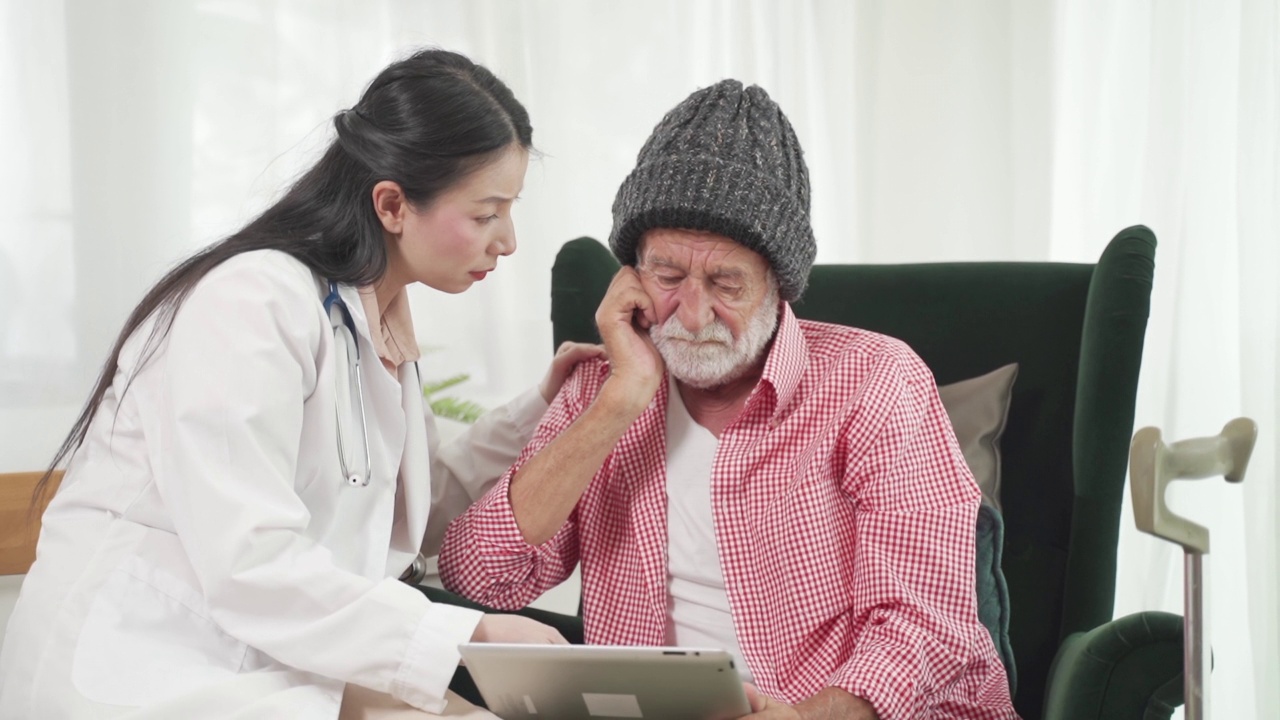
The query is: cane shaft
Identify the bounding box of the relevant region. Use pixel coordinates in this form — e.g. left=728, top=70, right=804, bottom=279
left=1184, top=553, right=1207, bottom=720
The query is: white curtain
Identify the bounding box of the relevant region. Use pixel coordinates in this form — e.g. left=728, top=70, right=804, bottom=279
left=1, top=1, right=1275, bottom=716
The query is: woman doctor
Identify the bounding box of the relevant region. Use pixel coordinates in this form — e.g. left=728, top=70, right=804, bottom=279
left=0, top=49, right=596, bottom=719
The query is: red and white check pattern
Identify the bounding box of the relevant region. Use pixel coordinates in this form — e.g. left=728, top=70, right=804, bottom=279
left=440, top=305, right=1017, bottom=719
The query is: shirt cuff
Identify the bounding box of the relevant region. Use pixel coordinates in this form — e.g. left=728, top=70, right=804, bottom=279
left=390, top=602, right=484, bottom=713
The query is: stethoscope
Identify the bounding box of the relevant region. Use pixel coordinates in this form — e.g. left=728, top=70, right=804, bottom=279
left=323, top=281, right=372, bottom=488
left=322, top=280, right=431, bottom=584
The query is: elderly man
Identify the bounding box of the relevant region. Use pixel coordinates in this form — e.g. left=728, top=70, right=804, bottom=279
left=439, top=80, right=1016, bottom=720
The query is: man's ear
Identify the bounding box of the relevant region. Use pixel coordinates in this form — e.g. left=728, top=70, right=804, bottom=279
left=371, top=180, right=406, bottom=234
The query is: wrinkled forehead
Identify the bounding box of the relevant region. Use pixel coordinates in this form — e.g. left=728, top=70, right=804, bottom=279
left=637, top=228, right=771, bottom=279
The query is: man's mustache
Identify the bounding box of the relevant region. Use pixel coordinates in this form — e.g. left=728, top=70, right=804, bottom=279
left=650, top=317, right=734, bottom=345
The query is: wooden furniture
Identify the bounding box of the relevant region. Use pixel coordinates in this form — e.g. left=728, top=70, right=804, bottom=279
left=0, top=471, right=62, bottom=575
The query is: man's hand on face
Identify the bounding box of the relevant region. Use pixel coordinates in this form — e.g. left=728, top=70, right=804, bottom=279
left=594, top=266, right=665, bottom=413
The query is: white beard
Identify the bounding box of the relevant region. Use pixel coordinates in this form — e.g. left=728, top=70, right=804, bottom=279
left=650, top=288, right=781, bottom=390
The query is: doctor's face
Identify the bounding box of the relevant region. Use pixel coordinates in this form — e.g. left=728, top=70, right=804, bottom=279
left=392, top=144, right=529, bottom=294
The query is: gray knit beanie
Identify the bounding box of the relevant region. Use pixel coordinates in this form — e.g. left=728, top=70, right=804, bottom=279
left=609, top=80, right=815, bottom=301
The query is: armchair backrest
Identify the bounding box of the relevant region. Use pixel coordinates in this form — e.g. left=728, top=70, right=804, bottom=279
left=549, top=226, right=1156, bottom=719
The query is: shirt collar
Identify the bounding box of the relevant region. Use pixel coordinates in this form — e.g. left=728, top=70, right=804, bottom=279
left=756, top=302, right=807, bottom=424
left=356, top=285, right=421, bottom=367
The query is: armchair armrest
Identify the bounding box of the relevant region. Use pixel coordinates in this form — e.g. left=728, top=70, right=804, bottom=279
left=1042, top=611, right=1183, bottom=720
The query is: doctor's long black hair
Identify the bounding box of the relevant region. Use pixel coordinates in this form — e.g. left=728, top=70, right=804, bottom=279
left=30, top=48, right=533, bottom=512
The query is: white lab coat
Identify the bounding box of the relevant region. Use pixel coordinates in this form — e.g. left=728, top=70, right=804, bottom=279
left=0, top=250, right=546, bottom=719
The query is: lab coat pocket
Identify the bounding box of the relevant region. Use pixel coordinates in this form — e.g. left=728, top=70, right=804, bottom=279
left=71, top=556, right=248, bottom=706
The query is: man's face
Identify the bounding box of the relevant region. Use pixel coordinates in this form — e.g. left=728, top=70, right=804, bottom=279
left=636, top=228, right=780, bottom=389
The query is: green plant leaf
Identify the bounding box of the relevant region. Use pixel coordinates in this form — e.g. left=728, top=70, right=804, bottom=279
left=422, top=373, right=471, bottom=398
left=421, top=371, right=484, bottom=424
left=430, top=397, right=486, bottom=424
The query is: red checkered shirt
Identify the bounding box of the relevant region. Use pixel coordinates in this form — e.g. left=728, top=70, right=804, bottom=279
left=440, top=305, right=1017, bottom=719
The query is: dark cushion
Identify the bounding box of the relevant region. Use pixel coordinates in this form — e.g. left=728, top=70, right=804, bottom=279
left=977, top=501, right=1017, bottom=697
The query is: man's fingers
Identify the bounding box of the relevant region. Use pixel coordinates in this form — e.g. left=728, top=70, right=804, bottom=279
left=597, top=283, right=657, bottom=342
left=601, top=268, right=655, bottom=321
left=633, top=301, right=657, bottom=330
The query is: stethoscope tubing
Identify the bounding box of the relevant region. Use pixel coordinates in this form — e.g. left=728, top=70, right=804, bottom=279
left=322, top=280, right=431, bottom=580
left=323, top=281, right=373, bottom=488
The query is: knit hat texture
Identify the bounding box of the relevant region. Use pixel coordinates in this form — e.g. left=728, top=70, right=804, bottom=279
left=609, top=79, right=815, bottom=301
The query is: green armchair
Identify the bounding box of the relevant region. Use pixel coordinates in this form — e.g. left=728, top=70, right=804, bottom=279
left=546, top=225, right=1182, bottom=720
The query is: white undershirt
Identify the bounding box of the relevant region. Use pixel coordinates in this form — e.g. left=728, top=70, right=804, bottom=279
left=664, top=376, right=752, bottom=682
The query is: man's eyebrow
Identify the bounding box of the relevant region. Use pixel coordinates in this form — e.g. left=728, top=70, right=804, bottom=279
left=640, top=255, right=681, bottom=270
left=709, top=267, right=748, bottom=281
left=640, top=255, right=751, bottom=280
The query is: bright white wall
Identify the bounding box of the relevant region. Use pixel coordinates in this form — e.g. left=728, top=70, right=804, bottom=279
left=1, top=2, right=1276, bottom=716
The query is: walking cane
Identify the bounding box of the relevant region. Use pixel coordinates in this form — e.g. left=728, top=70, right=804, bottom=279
left=1129, top=417, right=1258, bottom=720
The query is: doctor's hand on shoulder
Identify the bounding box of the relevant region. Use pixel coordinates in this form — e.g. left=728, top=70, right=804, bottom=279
left=539, top=341, right=605, bottom=403
left=470, top=613, right=569, bottom=645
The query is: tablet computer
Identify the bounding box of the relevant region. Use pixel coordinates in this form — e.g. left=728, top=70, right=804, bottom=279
left=457, top=643, right=751, bottom=720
